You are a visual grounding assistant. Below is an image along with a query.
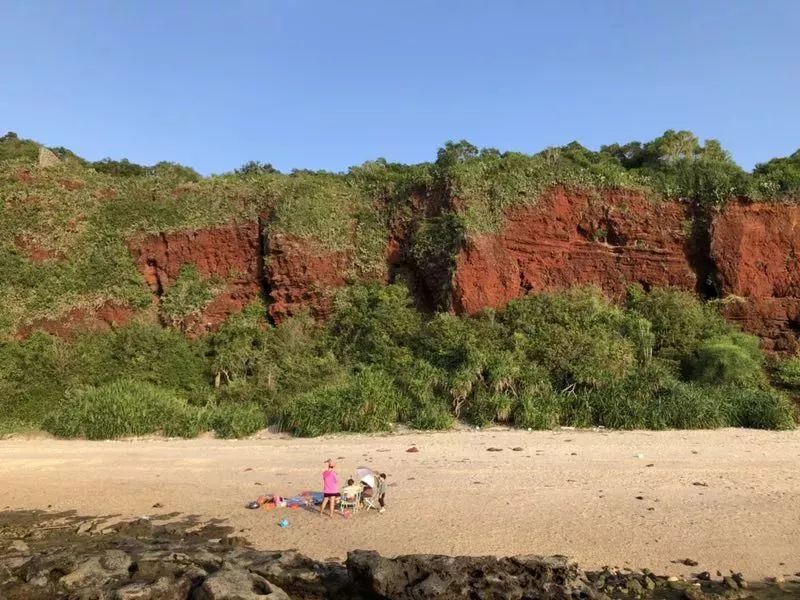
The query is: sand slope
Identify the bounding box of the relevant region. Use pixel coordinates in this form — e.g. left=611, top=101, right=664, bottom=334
left=1, top=428, right=798, bottom=579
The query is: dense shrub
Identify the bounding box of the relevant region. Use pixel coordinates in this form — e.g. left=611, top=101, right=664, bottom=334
left=753, top=149, right=800, bottom=197
left=684, top=334, right=765, bottom=387
left=512, top=385, right=563, bottom=430
left=0, top=324, right=210, bottom=431
left=41, top=378, right=268, bottom=440
left=43, top=379, right=201, bottom=440
left=627, top=287, right=729, bottom=361
left=208, top=403, right=265, bottom=438
left=207, top=306, right=346, bottom=413
left=725, top=387, right=795, bottom=430
left=502, top=288, right=639, bottom=389
left=71, top=322, right=212, bottom=399
left=279, top=368, right=403, bottom=437
left=1, top=283, right=795, bottom=437
left=0, top=333, right=73, bottom=426
left=774, top=356, right=800, bottom=389
left=327, top=283, right=421, bottom=368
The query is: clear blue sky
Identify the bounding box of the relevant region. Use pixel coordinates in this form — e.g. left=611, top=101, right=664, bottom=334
left=2, top=1, right=798, bottom=174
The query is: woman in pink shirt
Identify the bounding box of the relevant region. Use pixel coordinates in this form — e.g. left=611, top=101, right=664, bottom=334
left=320, top=459, right=340, bottom=517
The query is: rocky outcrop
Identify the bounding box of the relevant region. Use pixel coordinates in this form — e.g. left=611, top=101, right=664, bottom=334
left=712, top=202, right=800, bottom=353
left=346, top=551, right=597, bottom=600
left=0, top=512, right=348, bottom=600
left=1, top=511, right=789, bottom=600
left=127, top=221, right=264, bottom=331
left=266, top=234, right=352, bottom=323
left=37, top=147, right=60, bottom=168
left=451, top=187, right=699, bottom=313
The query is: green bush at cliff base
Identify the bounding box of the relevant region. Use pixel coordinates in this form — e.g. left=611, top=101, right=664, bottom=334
left=725, top=387, right=795, bottom=430
left=511, top=385, right=563, bottom=430
left=684, top=334, right=766, bottom=388
left=774, top=356, right=800, bottom=389
left=273, top=282, right=794, bottom=435
left=0, top=333, right=73, bottom=428
left=1, top=283, right=796, bottom=438
left=0, top=323, right=211, bottom=431
left=41, top=378, right=268, bottom=440
left=208, top=402, right=266, bottom=438
left=278, top=367, right=404, bottom=437
left=43, top=379, right=203, bottom=440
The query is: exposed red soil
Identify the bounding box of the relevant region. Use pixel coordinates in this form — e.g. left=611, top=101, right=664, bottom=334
left=15, top=302, right=136, bottom=340
left=92, top=187, right=118, bottom=200
left=267, top=233, right=351, bottom=322
left=711, top=202, right=800, bottom=352
left=452, top=187, right=698, bottom=313
left=14, top=168, right=33, bottom=183
left=13, top=236, right=64, bottom=262
left=127, top=221, right=263, bottom=331
left=59, top=178, right=84, bottom=191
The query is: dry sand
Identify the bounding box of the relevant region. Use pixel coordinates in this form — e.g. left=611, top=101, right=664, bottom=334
left=1, top=428, right=799, bottom=579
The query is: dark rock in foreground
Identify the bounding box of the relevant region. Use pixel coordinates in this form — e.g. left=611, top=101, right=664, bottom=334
left=347, top=551, right=598, bottom=599
left=1, top=511, right=796, bottom=599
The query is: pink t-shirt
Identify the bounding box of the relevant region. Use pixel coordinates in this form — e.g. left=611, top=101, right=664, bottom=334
left=322, top=470, right=339, bottom=494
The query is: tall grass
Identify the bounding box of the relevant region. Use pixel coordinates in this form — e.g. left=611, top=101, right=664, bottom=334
left=279, top=368, right=403, bottom=437
left=43, top=379, right=202, bottom=440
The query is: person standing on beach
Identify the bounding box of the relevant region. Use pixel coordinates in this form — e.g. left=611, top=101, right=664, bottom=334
left=376, top=472, right=387, bottom=513
left=320, top=459, right=340, bottom=518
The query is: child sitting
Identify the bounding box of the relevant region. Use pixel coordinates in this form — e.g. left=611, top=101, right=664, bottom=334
left=341, top=478, right=362, bottom=502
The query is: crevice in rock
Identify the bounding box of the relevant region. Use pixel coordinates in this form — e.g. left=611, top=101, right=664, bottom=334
left=145, top=258, right=165, bottom=296
left=687, top=204, right=721, bottom=300
left=258, top=213, right=276, bottom=325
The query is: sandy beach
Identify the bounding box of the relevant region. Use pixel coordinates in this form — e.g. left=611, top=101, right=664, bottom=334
left=1, top=428, right=799, bottom=580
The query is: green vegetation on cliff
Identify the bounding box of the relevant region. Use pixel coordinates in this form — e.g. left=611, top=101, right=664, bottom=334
left=2, top=129, right=799, bottom=332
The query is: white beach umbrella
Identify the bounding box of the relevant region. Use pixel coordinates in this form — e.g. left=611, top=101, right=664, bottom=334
left=356, top=466, right=376, bottom=488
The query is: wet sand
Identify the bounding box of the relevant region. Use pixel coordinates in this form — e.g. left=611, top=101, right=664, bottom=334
left=1, top=428, right=799, bottom=579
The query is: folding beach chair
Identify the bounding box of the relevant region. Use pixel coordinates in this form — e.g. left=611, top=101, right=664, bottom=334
left=339, top=490, right=360, bottom=514
left=361, top=489, right=379, bottom=511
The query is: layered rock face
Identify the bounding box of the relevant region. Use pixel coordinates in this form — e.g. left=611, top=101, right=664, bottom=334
left=116, top=188, right=800, bottom=352
left=712, top=203, right=800, bottom=353
left=451, top=187, right=699, bottom=313
left=127, top=225, right=357, bottom=328
left=266, top=234, right=352, bottom=323
left=127, top=221, right=264, bottom=331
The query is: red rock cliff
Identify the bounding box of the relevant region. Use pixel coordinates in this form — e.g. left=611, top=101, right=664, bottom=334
left=116, top=191, right=800, bottom=353
left=451, top=187, right=699, bottom=313
left=127, top=221, right=263, bottom=331
left=711, top=203, right=800, bottom=353
left=266, top=233, right=352, bottom=322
